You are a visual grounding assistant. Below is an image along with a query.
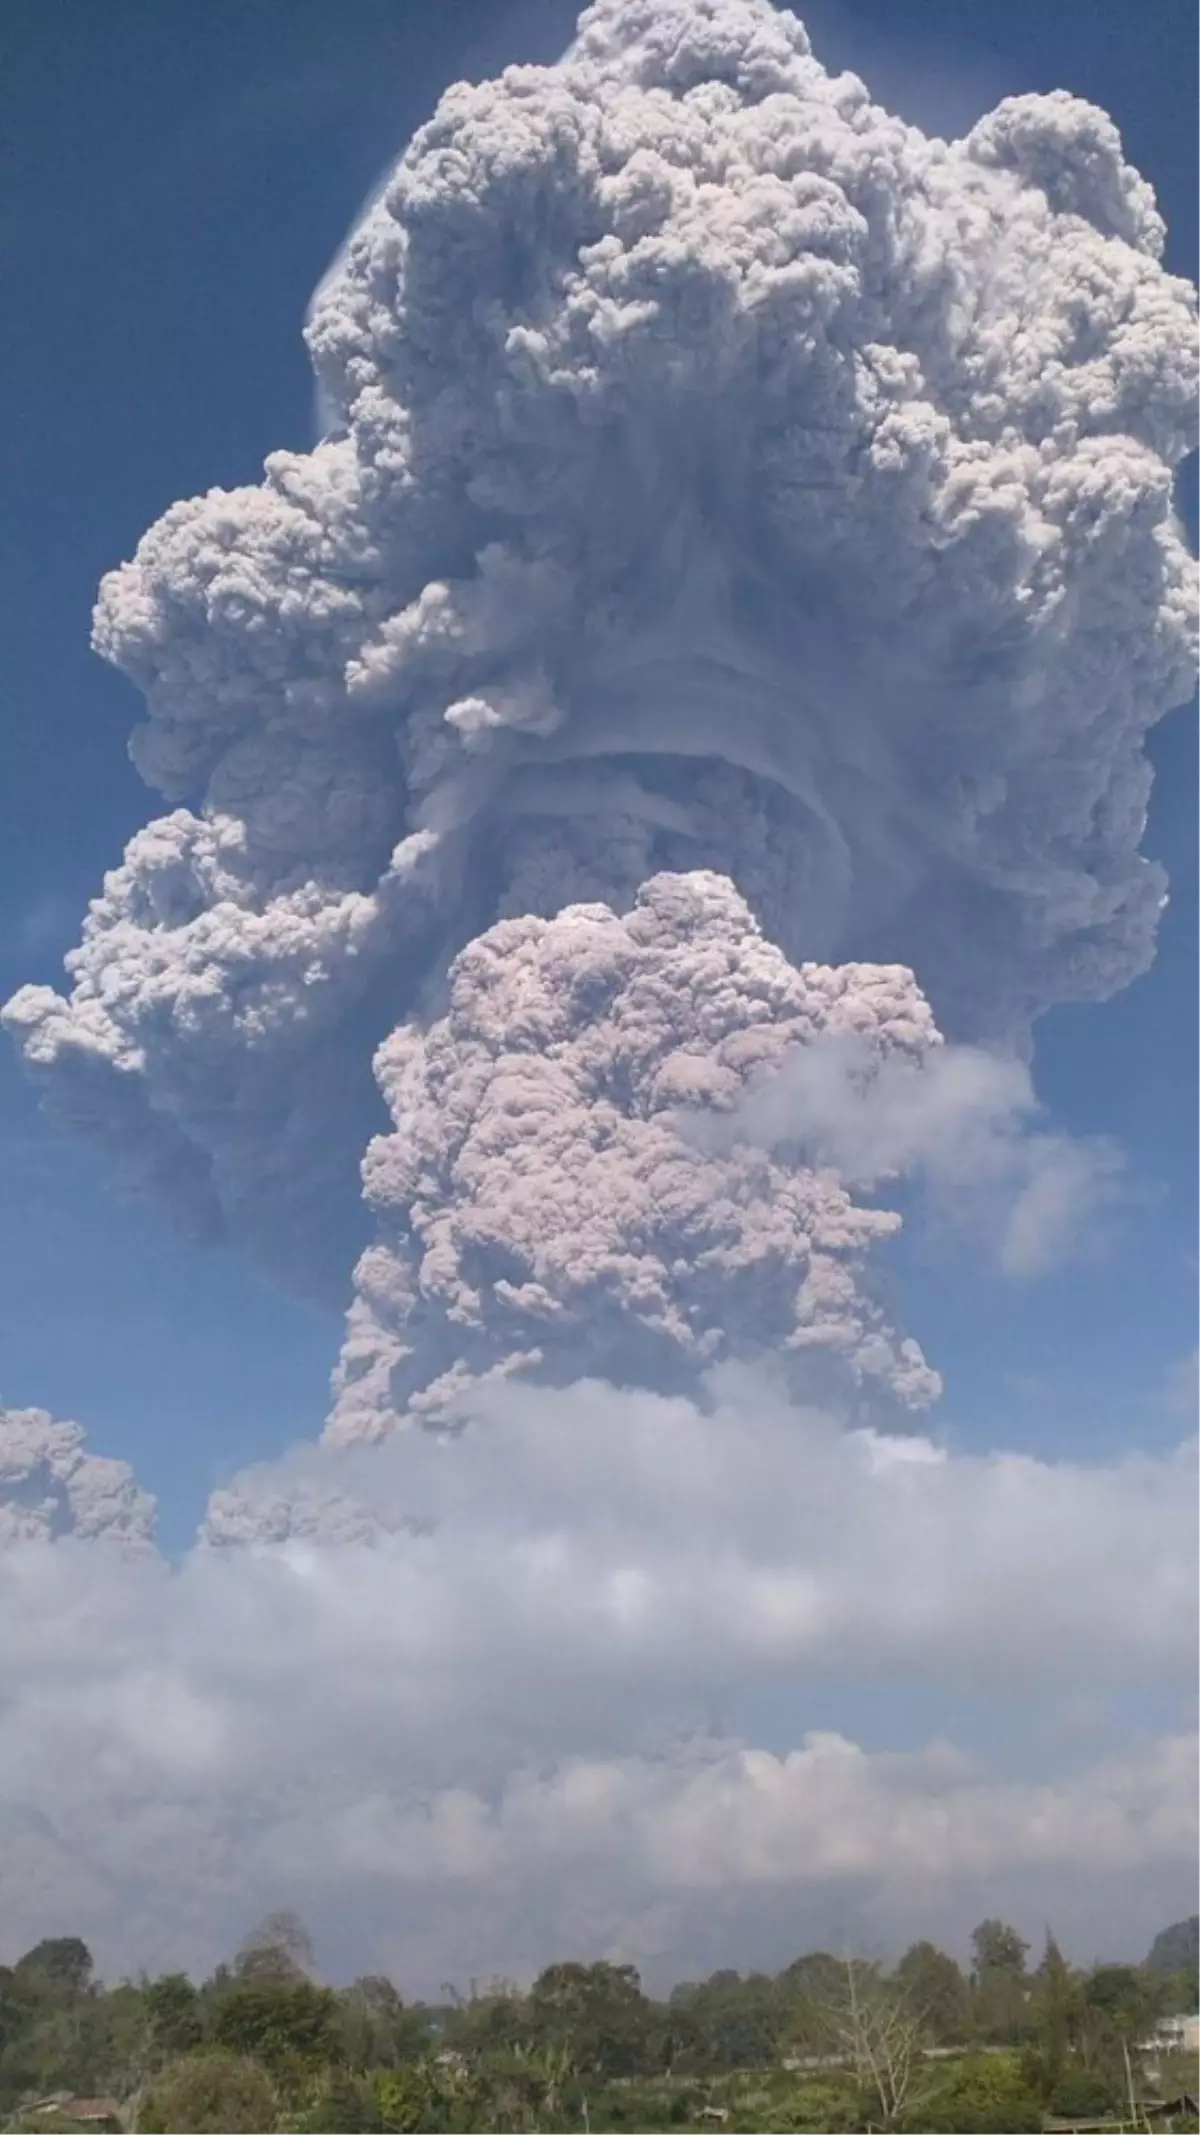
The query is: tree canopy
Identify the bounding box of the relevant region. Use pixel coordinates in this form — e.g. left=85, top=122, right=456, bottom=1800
left=0, top=1912, right=1194, bottom=2134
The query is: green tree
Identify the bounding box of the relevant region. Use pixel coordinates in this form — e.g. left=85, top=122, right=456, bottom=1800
left=1024, top=1929, right=1080, bottom=2096
left=641, top=1992, right=706, bottom=2076
left=970, top=1919, right=1029, bottom=1979
left=137, top=2050, right=277, bottom=2133
left=144, top=1975, right=204, bottom=2061
left=233, top=1912, right=315, bottom=1984
left=781, top=1952, right=845, bottom=2000
left=213, top=1978, right=343, bottom=2078
left=2, top=1939, right=100, bottom=2102
left=85, top=1979, right=169, bottom=2113
left=527, top=1961, right=651, bottom=2079
left=969, top=1919, right=1032, bottom=2044
left=336, top=1976, right=429, bottom=2070
left=892, top=1942, right=969, bottom=2045
left=668, top=1970, right=782, bottom=2072
left=780, top=1952, right=848, bottom=2054
left=1082, top=1961, right=1162, bottom=2043
left=441, top=1979, right=533, bottom=2061
left=800, top=1956, right=928, bottom=2130
left=1077, top=1962, right=1165, bottom=2122
left=13, top=1940, right=95, bottom=2001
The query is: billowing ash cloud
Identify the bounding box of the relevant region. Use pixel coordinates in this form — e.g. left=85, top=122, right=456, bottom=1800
left=330, top=871, right=941, bottom=1438
left=0, top=1406, right=156, bottom=1548
left=4, top=0, right=1195, bottom=1316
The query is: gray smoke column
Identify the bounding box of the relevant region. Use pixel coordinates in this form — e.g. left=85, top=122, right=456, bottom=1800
left=5, top=0, right=1196, bottom=1353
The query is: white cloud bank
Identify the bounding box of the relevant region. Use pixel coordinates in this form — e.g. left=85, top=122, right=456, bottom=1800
left=1, top=1385, right=1194, bottom=1986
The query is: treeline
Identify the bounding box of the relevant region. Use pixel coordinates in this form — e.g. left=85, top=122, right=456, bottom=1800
left=0, top=1911, right=1195, bottom=2132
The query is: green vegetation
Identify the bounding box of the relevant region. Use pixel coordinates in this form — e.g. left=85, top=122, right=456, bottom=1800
left=0, top=1913, right=1194, bottom=2132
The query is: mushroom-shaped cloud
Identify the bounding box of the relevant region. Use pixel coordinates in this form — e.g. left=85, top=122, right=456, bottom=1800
left=4, top=0, right=1195, bottom=1304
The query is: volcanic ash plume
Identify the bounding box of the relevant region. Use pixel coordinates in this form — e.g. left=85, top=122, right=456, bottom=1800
left=4, top=0, right=1196, bottom=1414
left=0, top=1407, right=157, bottom=1548
left=329, top=871, right=940, bottom=1439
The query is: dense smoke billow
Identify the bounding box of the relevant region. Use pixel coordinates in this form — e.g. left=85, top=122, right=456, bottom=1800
left=4, top=0, right=1194, bottom=1439
left=331, top=871, right=942, bottom=1437
left=0, top=1407, right=156, bottom=1549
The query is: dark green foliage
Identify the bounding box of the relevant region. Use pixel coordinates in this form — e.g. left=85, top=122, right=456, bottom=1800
left=137, top=2049, right=277, bottom=2132
left=1082, top=1959, right=1164, bottom=2040
left=668, top=1969, right=784, bottom=2071
left=336, top=1976, right=430, bottom=2069
left=1045, top=2061, right=1124, bottom=2116
left=1059, top=1960, right=1184, bottom=2124
left=778, top=1951, right=858, bottom=2058
left=144, top=1973, right=204, bottom=2059
left=969, top=1920, right=1029, bottom=1979
left=526, top=1959, right=652, bottom=2078
left=2, top=1915, right=1197, bottom=2130
left=1153, top=1960, right=1200, bottom=2027
left=893, top=1943, right=970, bottom=2045
left=1024, top=1929, right=1080, bottom=2095
left=583, top=2079, right=696, bottom=2128
left=968, top=1918, right=1034, bottom=2045
left=909, top=2053, right=1043, bottom=2132
left=295, top=2067, right=386, bottom=2131
left=14, top=1941, right=95, bottom=2000
left=0, top=1940, right=103, bottom=2106
left=439, top=1981, right=535, bottom=2061
left=916, top=2093, right=1042, bottom=2132
left=212, top=1977, right=343, bottom=2074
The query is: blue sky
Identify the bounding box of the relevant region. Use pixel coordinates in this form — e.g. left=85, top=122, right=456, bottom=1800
left=1, top=0, right=1195, bottom=1556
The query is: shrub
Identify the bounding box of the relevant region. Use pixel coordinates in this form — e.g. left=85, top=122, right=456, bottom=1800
left=907, top=2053, right=1042, bottom=2132
left=1047, top=2062, right=1123, bottom=2116
left=214, top=1980, right=343, bottom=2075
left=137, top=2049, right=278, bottom=2133
left=294, top=2069, right=385, bottom=2132
left=774, top=2078, right=861, bottom=2132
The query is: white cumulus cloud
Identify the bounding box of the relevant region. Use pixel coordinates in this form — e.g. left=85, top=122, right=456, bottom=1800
left=0, top=1383, right=1193, bottom=1986
left=712, top=1034, right=1128, bottom=1276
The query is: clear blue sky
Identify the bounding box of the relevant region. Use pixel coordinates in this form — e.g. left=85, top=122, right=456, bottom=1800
left=1, top=0, right=1195, bottom=1552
